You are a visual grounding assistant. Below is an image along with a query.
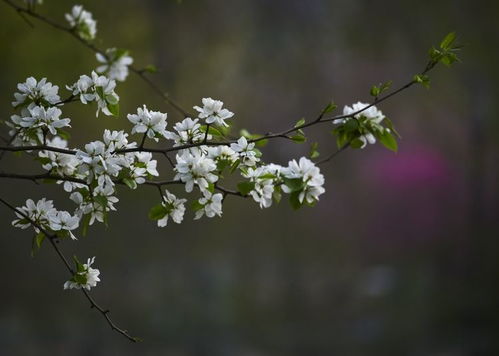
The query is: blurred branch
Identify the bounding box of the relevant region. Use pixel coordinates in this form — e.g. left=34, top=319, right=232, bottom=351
left=0, top=196, right=140, bottom=343
left=1, top=0, right=192, bottom=118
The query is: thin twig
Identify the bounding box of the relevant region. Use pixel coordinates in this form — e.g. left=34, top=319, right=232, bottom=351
left=1, top=0, right=191, bottom=118
left=0, top=196, right=140, bottom=343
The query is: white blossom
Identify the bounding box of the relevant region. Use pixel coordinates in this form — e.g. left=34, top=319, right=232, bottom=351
left=70, top=190, right=119, bottom=226
left=96, top=48, right=133, bottom=82
left=194, top=98, right=234, bottom=127
left=67, top=71, right=119, bottom=117
left=243, top=165, right=281, bottom=208
left=12, top=77, right=60, bottom=108
left=11, top=105, right=70, bottom=137
left=39, top=137, right=79, bottom=177
left=127, top=105, right=169, bottom=141
left=338, top=102, right=385, bottom=123
left=129, top=152, right=159, bottom=185
left=50, top=211, right=79, bottom=240
left=165, top=117, right=209, bottom=147
left=281, top=157, right=325, bottom=204
left=157, top=191, right=187, bottom=227
left=205, top=145, right=238, bottom=165
left=103, top=129, right=133, bottom=151
left=230, top=136, right=259, bottom=167
left=194, top=191, right=223, bottom=220
left=333, top=102, right=386, bottom=149
left=65, top=5, right=97, bottom=41
left=174, top=150, right=218, bottom=193
left=12, top=198, right=56, bottom=232
left=64, top=257, right=101, bottom=290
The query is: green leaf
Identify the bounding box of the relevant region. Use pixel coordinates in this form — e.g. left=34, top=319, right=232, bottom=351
left=73, top=255, right=86, bottom=273
left=148, top=204, right=168, bottom=220
left=378, top=130, right=398, bottom=152
left=380, top=80, right=392, bottom=92
left=107, top=102, right=119, bottom=116
left=413, top=74, right=430, bottom=89
left=294, top=118, right=305, bottom=128
left=255, top=138, right=268, bottom=147
left=95, top=86, right=104, bottom=99
left=291, top=133, right=306, bottom=143
left=350, top=138, right=364, bottom=149
left=283, top=177, right=304, bottom=192
left=383, top=118, right=401, bottom=138
left=73, top=273, right=87, bottom=285
left=122, top=177, right=137, bottom=190
left=370, top=85, right=380, bottom=97
left=309, top=142, right=320, bottom=159
left=106, top=94, right=119, bottom=105
left=343, top=119, right=359, bottom=132
left=114, top=48, right=130, bottom=59
left=370, top=81, right=391, bottom=97
left=191, top=200, right=204, bottom=212
left=237, top=181, right=255, bottom=196
left=258, top=173, right=276, bottom=180
left=94, top=195, right=107, bottom=208
left=322, top=101, right=337, bottom=115
left=335, top=131, right=349, bottom=149
left=441, top=52, right=458, bottom=66
left=440, top=32, right=456, bottom=50
left=35, top=232, right=45, bottom=248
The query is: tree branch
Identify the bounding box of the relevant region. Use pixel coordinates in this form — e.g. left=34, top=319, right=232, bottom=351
left=1, top=0, right=192, bottom=118
left=0, top=196, right=140, bottom=342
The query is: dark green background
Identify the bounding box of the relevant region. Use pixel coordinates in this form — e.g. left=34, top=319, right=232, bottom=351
left=1, top=0, right=498, bottom=355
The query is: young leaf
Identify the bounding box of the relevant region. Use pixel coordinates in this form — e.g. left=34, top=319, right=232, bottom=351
left=291, top=133, right=306, bottom=143
left=148, top=204, right=168, bottom=220
left=294, top=118, right=306, bottom=128
left=440, top=32, right=456, bottom=50
left=322, top=101, right=337, bottom=115
left=122, top=177, right=137, bottom=190
left=237, top=181, right=255, bottom=196
left=309, top=142, right=320, bottom=159
left=379, top=130, right=398, bottom=152
left=107, top=102, right=119, bottom=116
left=283, top=177, right=304, bottom=192
left=370, top=85, right=380, bottom=97
left=413, top=74, right=430, bottom=89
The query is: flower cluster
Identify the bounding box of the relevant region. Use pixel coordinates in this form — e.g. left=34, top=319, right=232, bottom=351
left=65, top=5, right=97, bottom=41
left=12, top=77, right=60, bottom=109
left=64, top=256, right=101, bottom=290
left=332, top=102, right=397, bottom=151
left=67, top=71, right=119, bottom=117
left=12, top=198, right=79, bottom=240
left=168, top=117, right=208, bottom=147
left=154, top=191, right=187, bottom=227
left=127, top=105, right=169, bottom=141
left=8, top=106, right=71, bottom=146
left=194, top=97, right=234, bottom=127
left=281, top=157, right=325, bottom=206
